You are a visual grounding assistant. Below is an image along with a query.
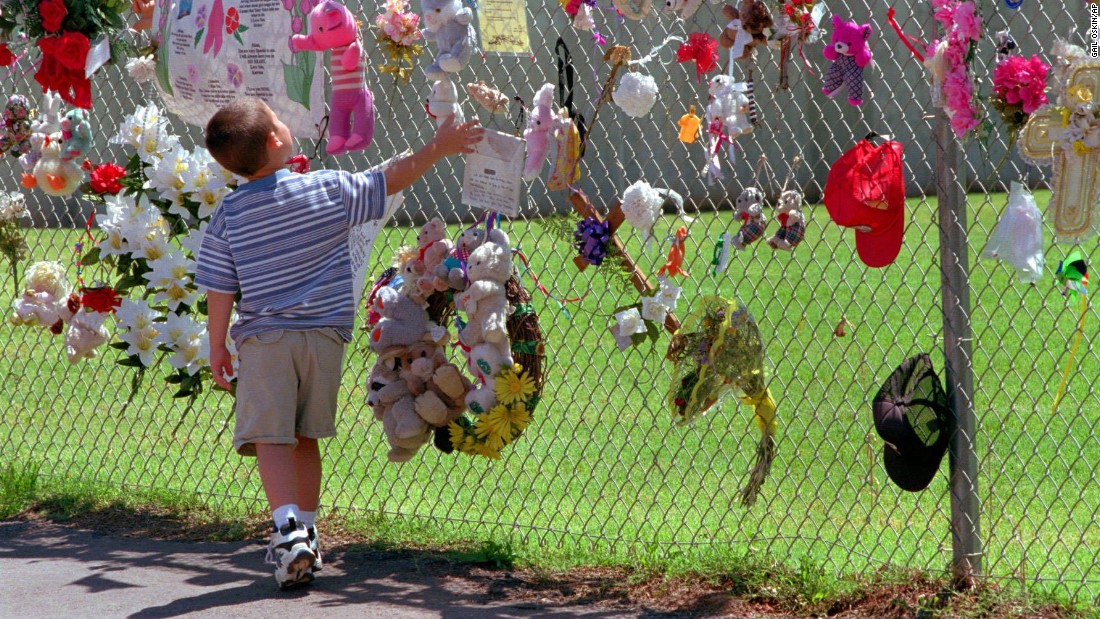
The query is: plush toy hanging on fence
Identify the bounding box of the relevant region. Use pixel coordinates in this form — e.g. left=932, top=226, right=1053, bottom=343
left=703, top=74, right=754, bottom=184
left=662, top=0, right=704, bottom=20
left=766, top=156, right=806, bottom=251
left=289, top=0, right=375, bottom=154
left=421, top=0, right=476, bottom=81
left=718, top=1, right=773, bottom=63
left=666, top=296, right=777, bottom=507
left=822, top=15, right=873, bottom=106
left=522, top=83, right=557, bottom=181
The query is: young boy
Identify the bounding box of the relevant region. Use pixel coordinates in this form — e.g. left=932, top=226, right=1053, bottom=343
left=196, top=97, right=483, bottom=589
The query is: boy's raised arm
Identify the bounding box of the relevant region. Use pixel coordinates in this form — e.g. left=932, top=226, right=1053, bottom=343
left=383, top=115, right=485, bottom=195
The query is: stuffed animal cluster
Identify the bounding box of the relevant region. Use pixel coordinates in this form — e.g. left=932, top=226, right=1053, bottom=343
left=18, top=91, right=89, bottom=197
left=455, top=229, right=515, bottom=414
left=289, top=0, right=375, bottom=154
left=366, top=285, right=473, bottom=462
left=8, top=260, right=115, bottom=362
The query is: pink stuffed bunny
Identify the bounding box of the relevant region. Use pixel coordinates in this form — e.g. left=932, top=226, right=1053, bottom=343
left=522, top=83, right=557, bottom=181
left=290, top=0, right=375, bottom=154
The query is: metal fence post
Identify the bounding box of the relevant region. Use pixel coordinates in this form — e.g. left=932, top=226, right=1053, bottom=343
left=934, top=110, right=983, bottom=587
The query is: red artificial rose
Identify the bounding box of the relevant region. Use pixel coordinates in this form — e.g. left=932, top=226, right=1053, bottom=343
left=80, top=286, right=122, bottom=313
left=38, top=0, right=68, bottom=33
left=90, top=162, right=126, bottom=194
left=54, top=31, right=90, bottom=72
left=0, top=44, right=14, bottom=67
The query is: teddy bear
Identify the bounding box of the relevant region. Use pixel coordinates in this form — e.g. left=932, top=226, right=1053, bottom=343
left=400, top=340, right=472, bottom=426
left=707, top=75, right=753, bottom=139
left=289, top=0, right=375, bottom=154
left=368, top=286, right=430, bottom=352
left=366, top=348, right=434, bottom=462
left=719, top=1, right=772, bottom=61
left=410, top=217, right=458, bottom=296
left=456, top=226, right=487, bottom=261
left=822, top=15, right=873, bottom=106
left=426, top=78, right=465, bottom=128
left=523, top=83, right=557, bottom=181
left=421, top=0, right=476, bottom=82
left=766, top=189, right=806, bottom=251
left=59, top=108, right=92, bottom=163
left=731, top=186, right=767, bottom=250
left=430, top=255, right=467, bottom=292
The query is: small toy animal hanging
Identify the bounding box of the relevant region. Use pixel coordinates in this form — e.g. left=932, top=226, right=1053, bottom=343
left=822, top=15, right=873, bottom=106
left=289, top=0, right=375, bottom=154
left=732, top=187, right=767, bottom=250
left=421, top=0, right=476, bottom=81
left=767, top=189, right=805, bottom=251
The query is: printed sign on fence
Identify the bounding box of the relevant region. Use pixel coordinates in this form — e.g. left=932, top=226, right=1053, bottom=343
left=150, top=0, right=325, bottom=137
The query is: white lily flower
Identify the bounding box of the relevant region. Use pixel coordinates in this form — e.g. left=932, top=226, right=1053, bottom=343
left=115, top=298, right=159, bottom=332
left=191, top=184, right=229, bottom=220
left=97, top=218, right=131, bottom=259
left=154, top=283, right=201, bottom=311
left=608, top=323, right=636, bottom=352
left=168, top=333, right=210, bottom=375
left=145, top=143, right=192, bottom=209
left=118, top=324, right=161, bottom=367
left=111, top=104, right=165, bottom=151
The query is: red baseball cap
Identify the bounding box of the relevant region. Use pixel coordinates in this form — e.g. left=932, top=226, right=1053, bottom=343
left=824, top=139, right=906, bottom=268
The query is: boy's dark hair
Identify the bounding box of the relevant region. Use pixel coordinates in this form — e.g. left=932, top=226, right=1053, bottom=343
left=205, top=97, right=273, bottom=177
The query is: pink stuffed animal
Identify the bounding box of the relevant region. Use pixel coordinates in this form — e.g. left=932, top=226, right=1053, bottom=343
left=522, top=83, right=557, bottom=181
left=289, top=0, right=375, bottom=154
left=822, top=15, right=872, bottom=106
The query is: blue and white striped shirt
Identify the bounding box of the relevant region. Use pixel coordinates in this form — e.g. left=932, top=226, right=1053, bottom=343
left=196, top=168, right=386, bottom=345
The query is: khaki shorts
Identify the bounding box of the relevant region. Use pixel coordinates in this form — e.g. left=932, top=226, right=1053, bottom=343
left=233, top=328, right=346, bottom=456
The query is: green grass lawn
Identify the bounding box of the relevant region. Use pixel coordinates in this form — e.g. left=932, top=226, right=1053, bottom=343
left=2, top=189, right=1097, bottom=603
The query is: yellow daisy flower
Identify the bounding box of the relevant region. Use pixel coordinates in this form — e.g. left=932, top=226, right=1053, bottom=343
left=448, top=421, right=467, bottom=452
left=473, top=441, right=502, bottom=459
left=504, top=402, right=532, bottom=436
left=495, top=364, right=537, bottom=405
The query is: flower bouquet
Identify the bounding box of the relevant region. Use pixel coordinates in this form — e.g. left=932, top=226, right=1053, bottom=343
left=374, top=0, right=423, bottom=91
left=665, top=296, right=776, bottom=506
left=991, top=54, right=1050, bottom=140
left=0, top=0, right=133, bottom=108
left=0, top=190, right=28, bottom=295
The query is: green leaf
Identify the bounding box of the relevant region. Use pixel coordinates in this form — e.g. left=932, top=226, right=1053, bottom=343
left=80, top=246, right=100, bottom=267
left=237, top=24, right=249, bottom=34
left=109, top=341, right=130, bottom=350
left=194, top=29, right=204, bottom=47
left=165, top=373, right=185, bottom=384
left=172, top=388, right=193, bottom=399
left=233, top=31, right=244, bottom=46
left=117, top=356, right=144, bottom=368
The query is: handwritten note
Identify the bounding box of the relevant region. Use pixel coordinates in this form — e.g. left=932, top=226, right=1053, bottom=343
left=479, top=0, right=531, bottom=55
left=462, top=130, right=525, bottom=217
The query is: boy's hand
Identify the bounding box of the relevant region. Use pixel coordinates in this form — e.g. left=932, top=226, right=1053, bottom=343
left=209, top=344, right=235, bottom=391
left=430, top=115, right=485, bottom=156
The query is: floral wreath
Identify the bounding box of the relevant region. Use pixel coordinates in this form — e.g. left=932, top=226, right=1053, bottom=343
left=366, top=215, right=545, bottom=461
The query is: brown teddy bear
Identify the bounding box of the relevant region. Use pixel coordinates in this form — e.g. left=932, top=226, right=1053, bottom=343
left=400, top=340, right=473, bottom=426
left=719, top=1, right=773, bottom=61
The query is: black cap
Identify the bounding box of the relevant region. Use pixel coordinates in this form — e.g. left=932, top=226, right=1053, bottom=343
left=872, top=353, right=953, bottom=492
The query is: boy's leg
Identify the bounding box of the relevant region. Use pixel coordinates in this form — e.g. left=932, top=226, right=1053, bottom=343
left=293, top=436, right=323, bottom=570
left=256, top=442, right=316, bottom=589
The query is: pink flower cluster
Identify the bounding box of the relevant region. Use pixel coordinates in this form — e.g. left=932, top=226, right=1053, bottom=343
left=376, top=0, right=422, bottom=47
left=992, top=55, right=1049, bottom=115
left=929, top=0, right=982, bottom=137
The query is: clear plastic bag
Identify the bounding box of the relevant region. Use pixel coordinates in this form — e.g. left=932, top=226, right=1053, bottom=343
left=981, top=182, right=1044, bottom=284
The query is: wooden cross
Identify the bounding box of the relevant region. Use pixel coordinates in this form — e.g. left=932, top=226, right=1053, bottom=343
left=569, top=189, right=680, bottom=334
left=1018, top=62, right=1100, bottom=241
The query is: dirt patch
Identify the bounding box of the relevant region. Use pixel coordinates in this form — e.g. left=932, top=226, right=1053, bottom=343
left=10, top=506, right=1080, bottom=619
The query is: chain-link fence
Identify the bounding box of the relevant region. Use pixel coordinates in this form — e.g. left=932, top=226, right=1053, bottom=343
left=2, top=0, right=1097, bottom=603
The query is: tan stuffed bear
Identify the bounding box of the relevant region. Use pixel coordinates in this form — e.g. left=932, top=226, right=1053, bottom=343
left=766, top=189, right=806, bottom=251
left=367, top=347, right=433, bottom=462
left=399, top=339, right=472, bottom=426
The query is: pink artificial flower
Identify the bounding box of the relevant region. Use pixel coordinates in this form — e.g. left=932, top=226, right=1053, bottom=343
left=951, top=2, right=981, bottom=43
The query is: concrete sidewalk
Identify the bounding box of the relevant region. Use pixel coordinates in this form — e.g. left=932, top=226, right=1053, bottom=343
left=1, top=520, right=660, bottom=619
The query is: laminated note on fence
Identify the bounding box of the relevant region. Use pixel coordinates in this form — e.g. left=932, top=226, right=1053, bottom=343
left=479, top=0, right=531, bottom=54
left=462, top=129, right=525, bottom=217
left=149, top=0, right=325, bottom=137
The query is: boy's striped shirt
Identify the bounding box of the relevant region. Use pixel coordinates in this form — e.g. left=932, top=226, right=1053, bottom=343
left=196, top=169, right=386, bottom=345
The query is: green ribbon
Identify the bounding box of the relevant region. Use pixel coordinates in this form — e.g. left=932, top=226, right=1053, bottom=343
left=511, top=303, right=535, bottom=317
left=511, top=340, right=540, bottom=354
